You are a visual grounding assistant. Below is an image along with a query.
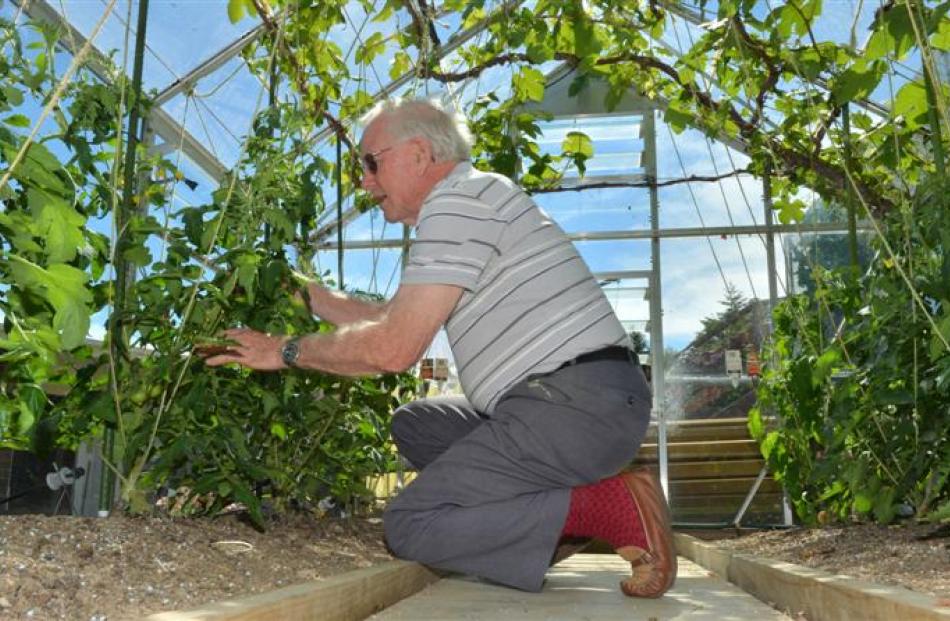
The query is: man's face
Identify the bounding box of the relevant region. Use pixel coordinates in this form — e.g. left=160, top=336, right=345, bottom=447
left=359, top=119, right=422, bottom=225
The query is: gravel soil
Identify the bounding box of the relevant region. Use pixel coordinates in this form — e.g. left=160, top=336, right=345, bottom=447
left=709, top=522, right=950, bottom=600
left=4, top=513, right=949, bottom=620
left=0, top=512, right=392, bottom=620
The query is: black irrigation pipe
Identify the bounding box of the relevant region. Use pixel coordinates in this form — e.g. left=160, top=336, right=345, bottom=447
left=0, top=483, right=51, bottom=506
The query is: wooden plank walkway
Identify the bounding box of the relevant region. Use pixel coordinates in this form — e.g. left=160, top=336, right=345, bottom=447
left=371, top=554, right=792, bottom=620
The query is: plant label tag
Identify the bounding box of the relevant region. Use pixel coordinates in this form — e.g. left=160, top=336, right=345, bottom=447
left=725, top=349, right=743, bottom=375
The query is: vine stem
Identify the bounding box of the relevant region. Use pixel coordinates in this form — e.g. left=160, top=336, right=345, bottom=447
left=846, top=166, right=950, bottom=353
left=902, top=0, right=950, bottom=152
left=138, top=8, right=291, bottom=474
left=0, top=0, right=118, bottom=197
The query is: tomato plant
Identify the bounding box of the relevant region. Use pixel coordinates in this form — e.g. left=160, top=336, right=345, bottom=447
left=752, top=174, right=950, bottom=524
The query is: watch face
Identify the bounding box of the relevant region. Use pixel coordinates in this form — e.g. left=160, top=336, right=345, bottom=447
left=282, top=339, right=300, bottom=367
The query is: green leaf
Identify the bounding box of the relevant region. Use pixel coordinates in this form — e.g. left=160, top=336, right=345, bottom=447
left=872, top=486, right=896, bottom=523
left=569, top=10, right=602, bottom=58
left=933, top=17, right=950, bottom=50
left=122, top=245, right=153, bottom=268
left=227, top=0, right=248, bottom=23
left=561, top=131, right=593, bottom=157
left=761, top=430, right=780, bottom=460
left=568, top=74, right=589, bottom=98
left=270, top=422, right=287, bottom=440
left=664, top=102, right=693, bottom=134
left=2, top=141, right=67, bottom=194
left=775, top=198, right=806, bottom=224
left=262, top=391, right=280, bottom=416
left=260, top=259, right=285, bottom=298
left=526, top=28, right=555, bottom=64
left=892, top=81, right=929, bottom=130
left=372, top=2, right=394, bottom=23
left=7, top=256, right=92, bottom=349
left=930, top=314, right=950, bottom=360
left=2, top=85, right=24, bottom=107
left=865, top=6, right=915, bottom=60
left=812, top=349, right=840, bottom=385
left=832, top=61, right=886, bottom=105
left=4, top=114, right=30, bottom=128
left=853, top=491, right=873, bottom=513
left=875, top=389, right=913, bottom=405
left=356, top=32, right=386, bottom=65
left=35, top=52, right=48, bottom=75
left=389, top=51, right=411, bottom=81
left=512, top=66, right=545, bottom=102
left=748, top=406, right=764, bottom=440
left=17, top=401, right=36, bottom=437
left=27, top=188, right=85, bottom=263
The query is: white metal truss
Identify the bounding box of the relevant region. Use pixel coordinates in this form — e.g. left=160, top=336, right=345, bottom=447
left=16, top=0, right=230, bottom=183
left=317, top=221, right=867, bottom=250
left=661, top=0, right=895, bottom=118
left=310, top=0, right=526, bottom=243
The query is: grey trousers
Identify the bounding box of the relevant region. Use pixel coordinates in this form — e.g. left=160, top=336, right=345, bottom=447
left=383, top=356, right=652, bottom=592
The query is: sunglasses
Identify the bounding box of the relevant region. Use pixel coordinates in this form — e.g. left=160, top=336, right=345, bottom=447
left=362, top=145, right=396, bottom=175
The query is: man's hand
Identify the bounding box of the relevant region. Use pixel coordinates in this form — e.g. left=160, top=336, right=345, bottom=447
left=200, top=328, right=289, bottom=371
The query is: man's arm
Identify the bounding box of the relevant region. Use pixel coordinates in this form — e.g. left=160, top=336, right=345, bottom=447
left=203, top=283, right=463, bottom=375
left=297, top=277, right=387, bottom=325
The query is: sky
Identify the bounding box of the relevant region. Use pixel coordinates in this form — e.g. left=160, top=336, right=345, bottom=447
left=2, top=0, right=920, bottom=383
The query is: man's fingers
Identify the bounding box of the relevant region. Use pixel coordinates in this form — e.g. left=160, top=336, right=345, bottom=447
left=203, top=352, right=243, bottom=367
left=193, top=344, right=238, bottom=357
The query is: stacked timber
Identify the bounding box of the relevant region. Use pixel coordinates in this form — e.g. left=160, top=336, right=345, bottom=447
left=634, top=417, right=784, bottom=524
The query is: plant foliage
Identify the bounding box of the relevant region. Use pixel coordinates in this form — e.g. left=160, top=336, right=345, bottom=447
left=751, top=174, right=950, bottom=524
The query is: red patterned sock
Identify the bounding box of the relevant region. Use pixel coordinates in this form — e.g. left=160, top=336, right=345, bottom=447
left=561, top=475, right=648, bottom=550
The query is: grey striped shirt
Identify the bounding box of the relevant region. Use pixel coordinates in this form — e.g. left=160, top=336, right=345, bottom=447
left=402, top=162, right=629, bottom=413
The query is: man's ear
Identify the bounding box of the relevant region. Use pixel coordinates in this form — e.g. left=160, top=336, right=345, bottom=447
left=411, top=137, right=433, bottom=173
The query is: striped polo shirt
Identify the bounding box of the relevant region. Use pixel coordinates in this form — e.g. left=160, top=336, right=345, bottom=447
left=401, top=162, right=630, bottom=413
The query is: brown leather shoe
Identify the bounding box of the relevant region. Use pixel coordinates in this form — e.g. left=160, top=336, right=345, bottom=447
left=616, top=468, right=677, bottom=598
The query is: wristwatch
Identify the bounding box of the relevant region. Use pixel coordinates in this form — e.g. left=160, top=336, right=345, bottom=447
left=281, top=336, right=302, bottom=368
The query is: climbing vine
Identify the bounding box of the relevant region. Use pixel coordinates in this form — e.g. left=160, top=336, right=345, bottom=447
left=0, top=16, right=417, bottom=524
left=751, top=174, right=950, bottom=524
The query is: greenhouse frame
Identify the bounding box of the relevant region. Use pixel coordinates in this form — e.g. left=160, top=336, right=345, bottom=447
left=1, top=0, right=948, bottom=617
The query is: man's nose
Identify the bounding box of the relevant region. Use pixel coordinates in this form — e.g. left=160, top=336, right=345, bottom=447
left=361, top=171, right=376, bottom=191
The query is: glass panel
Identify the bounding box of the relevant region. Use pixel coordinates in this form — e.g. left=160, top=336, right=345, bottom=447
left=599, top=278, right=650, bottom=339
left=535, top=115, right=643, bottom=180
left=534, top=186, right=652, bottom=233
left=657, top=235, right=785, bottom=524
left=315, top=247, right=403, bottom=297
left=574, top=239, right=651, bottom=273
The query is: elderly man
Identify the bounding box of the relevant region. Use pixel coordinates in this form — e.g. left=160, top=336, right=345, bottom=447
left=205, top=98, right=676, bottom=597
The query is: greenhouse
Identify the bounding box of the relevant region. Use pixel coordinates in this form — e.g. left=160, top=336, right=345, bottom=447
left=0, top=0, right=948, bottom=618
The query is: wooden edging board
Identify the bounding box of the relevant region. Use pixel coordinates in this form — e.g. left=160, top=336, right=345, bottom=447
left=674, top=533, right=950, bottom=621
left=147, top=560, right=440, bottom=621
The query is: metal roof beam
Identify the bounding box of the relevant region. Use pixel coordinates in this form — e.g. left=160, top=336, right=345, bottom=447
left=659, top=0, right=892, bottom=118
left=17, top=0, right=228, bottom=184
left=311, top=0, right=526, bottom=242
left=317, top=220, right=870, bottom=250
left=154, top=24, right=266, bottom=106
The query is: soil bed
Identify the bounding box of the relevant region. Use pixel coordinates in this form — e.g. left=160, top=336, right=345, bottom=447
left=5, top=513, right=949, bottom=620
left=0, top=512, right=392, bottom=620
left=708, top=522, right=950, bottom=600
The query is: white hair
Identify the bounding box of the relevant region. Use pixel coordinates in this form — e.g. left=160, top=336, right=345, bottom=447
left=360, top=98, right=472, bottom=162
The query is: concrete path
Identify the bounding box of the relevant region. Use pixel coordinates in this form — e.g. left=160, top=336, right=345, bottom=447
left=371, top=554, right=792, bottom=620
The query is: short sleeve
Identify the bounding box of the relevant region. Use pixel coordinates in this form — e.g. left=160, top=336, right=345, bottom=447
left=401, top=195, right=505, bottom=291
